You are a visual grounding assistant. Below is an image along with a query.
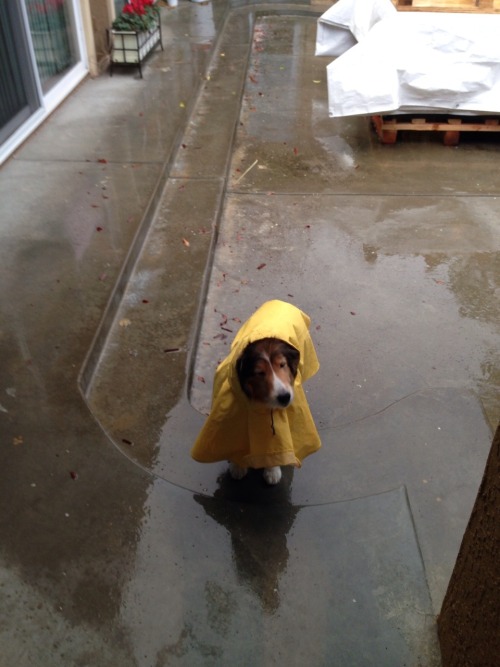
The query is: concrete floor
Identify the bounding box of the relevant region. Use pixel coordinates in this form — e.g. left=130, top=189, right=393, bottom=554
left=1, top=1, right=499, bottom=665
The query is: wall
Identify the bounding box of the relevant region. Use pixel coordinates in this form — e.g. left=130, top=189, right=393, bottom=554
left=80, top=0, right=115, bottom=76
left=438, top=422, right=500, bottom=666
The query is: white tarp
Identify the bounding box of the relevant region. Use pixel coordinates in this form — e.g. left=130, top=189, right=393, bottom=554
left=315, top=0, right=395, bottom=56
left=318, top=0, right=500, bottom=117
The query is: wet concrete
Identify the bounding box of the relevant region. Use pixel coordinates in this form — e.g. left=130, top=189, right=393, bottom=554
left=1, top=1, right=499, bottom=665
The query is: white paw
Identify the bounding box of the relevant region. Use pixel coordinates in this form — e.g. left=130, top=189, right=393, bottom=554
left=229, top=462, right=248, bottom=480
left=263, top=466, right=282, bottom=485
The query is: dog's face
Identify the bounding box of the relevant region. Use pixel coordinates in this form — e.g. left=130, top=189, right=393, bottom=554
left=236, top=337, right=299, bottom=409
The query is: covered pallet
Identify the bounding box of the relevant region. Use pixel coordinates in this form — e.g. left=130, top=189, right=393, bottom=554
left=317, top=0, right=500, bottom=128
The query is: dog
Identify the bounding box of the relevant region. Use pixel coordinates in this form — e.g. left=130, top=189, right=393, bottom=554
left=191, top=300, right=321, bottom=486
left=231, top=337, right=300, bottom=485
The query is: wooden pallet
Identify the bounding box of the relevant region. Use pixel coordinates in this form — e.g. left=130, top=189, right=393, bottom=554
left=393, top=0, right=500, bottom=12
left=372, top=114, right=500, bottom=145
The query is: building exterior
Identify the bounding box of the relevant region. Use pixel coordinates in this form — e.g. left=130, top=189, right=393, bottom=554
left=0, top=0, right=116, bottom=166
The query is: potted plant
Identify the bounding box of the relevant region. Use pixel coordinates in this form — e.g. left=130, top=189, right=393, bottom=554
left=110, top=0, right=163, bottom=77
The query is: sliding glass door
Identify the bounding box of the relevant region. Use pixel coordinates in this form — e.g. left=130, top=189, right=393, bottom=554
left=0, top=3, right=39, bottom=145
left=0, top=0, right=87, bottom=165
left=25, top=0, right=78, bottom=93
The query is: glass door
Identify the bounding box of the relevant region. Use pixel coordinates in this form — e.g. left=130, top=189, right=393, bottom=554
left=25, top=0, right=79, bottom=93
left=0, top=3, right=40, bottom=145
left=0, top=0, right=87, bottom=165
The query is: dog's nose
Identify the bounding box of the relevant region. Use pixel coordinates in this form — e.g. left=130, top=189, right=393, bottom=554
left=277, top=392, right=291, bottom=407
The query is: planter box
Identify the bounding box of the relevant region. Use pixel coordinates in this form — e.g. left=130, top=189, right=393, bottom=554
left=110, top=11, right=162, bottom=77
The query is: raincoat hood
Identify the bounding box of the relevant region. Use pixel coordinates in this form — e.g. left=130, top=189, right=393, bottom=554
left=191, top=300, right=321, bottom=469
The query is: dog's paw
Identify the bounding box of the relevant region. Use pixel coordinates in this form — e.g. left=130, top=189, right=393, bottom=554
left=229, top=462, right=248, bottom=480
left=263, top=466, right=282, bottom=485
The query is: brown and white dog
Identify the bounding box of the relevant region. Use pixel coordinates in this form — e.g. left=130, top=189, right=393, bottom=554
left=190, top=300, right=321, bottom=486
left=231, top=337, right=300, bottom=485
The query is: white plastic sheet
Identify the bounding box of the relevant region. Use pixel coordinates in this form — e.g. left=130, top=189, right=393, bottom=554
left=315, top=0, right=395, bottom=56
left=318, top=0, right=500, bottom=117
left=315, top=0, right=357, bottom=57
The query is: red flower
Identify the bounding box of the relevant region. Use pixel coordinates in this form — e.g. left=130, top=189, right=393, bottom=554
left=112, top=0, right=157, bottom=31
left=122, top=0, right=148, bottom=14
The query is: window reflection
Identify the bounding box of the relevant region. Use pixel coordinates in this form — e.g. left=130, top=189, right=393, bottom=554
left=25, top=0, right=77, bottom=92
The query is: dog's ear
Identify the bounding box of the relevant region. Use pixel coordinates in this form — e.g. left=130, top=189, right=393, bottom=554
left=285, top=346, right=300, bottom=378
left=236, top=347, right=253, bottom=397
left=235, top=352, right=245, bottom=383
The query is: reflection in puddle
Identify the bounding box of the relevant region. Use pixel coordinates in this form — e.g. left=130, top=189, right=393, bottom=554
left=195, top=467, right=299, bottom=614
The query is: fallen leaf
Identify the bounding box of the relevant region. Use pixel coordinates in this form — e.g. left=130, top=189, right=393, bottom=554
left=163, top=348, right=180, bottom=353
left=122, top=438, right=133, bottom=445
left=97, top=158, right=108, bottom=164
left=350, top=311, right=356, bottom=316
left=119, top=318, right=132, bottom=327
left=249, top=74, right=258, bottom=84
left=13, top=436, right=23, bottom=446
left=96, top=226, right=103, bottom=232
left=197, top=376, right=206, bottom=383
left=257, top=263, right=266, bottom=270
left=182, top=238, right=190, bottom=247
left=70, top=471, right=78, bottom=480
left=293, top=147, right=298, bottom=155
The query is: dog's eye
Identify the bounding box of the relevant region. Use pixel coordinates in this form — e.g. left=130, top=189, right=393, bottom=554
left=279, top=361, right=287, bottom=368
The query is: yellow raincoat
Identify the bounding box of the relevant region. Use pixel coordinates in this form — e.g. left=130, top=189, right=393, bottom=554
left=191, top=300, right=321, bottom=469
